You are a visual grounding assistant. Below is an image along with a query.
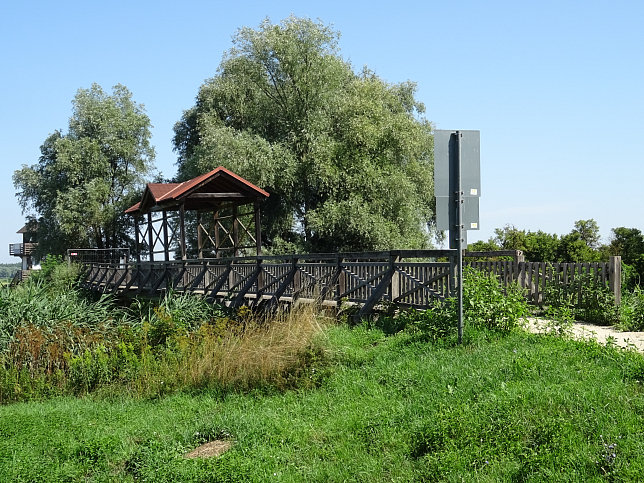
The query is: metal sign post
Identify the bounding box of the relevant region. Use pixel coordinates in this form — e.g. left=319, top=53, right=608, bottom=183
left=455, top=131, right=464, bottom=343
left=434, top=129, right=480, bottom=344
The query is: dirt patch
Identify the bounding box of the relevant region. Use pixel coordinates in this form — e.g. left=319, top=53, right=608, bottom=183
left=525, top=318, right=644, bottom=352
left=184, top=440, right=233, bottom=459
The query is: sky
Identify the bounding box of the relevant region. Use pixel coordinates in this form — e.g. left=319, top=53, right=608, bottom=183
left=1, top=0, right=642, bottom=263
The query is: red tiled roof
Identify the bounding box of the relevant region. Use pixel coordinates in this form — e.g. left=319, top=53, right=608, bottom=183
left=124, top=201, right=141, bottom=214
left=148, top=183, right=181, bottom=200
left=125, top=166, right=269, bottom=215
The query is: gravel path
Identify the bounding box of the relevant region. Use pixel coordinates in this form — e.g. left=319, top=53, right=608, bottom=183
left=525, top=318, right=644, bottom=352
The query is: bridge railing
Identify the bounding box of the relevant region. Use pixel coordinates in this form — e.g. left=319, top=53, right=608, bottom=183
left=79, top=250, right=458, bottom=316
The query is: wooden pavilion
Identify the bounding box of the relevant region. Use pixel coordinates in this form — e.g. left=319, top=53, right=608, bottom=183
left=125, top=166, right=269, bottom=262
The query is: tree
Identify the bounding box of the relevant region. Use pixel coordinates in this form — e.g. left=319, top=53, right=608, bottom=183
left=556, top=232, right=599, bottom=262
left=492, top=224, right=527, bottom=251
left=173, top=16, right=434, bottom=253
left=609, top=227, right=644, bottom=263
left=524, top=230, right=559, bottom=262
left=609, top=227, right=644, bottom=287
left=572, top=219, right=601, bottom=250
left=14, top=84, right=155, bottom=255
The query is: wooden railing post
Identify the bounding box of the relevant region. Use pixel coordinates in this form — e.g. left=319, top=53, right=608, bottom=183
left=294, top=260, right=302, bottom=295
left=335, top=254, right=346, bottom=304
left=609, top=256, right=622, bottom=306
left=390, top=253, right=401, bottom=302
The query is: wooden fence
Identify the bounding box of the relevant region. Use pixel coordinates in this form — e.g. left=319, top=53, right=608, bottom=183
left=467, top=255, right=622, bottom=306
left=81, top=250, right=458, bottom=317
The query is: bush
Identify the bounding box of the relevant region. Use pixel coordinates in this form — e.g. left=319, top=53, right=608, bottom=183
left=462, top=268, right=528, bottom=332
left=373, top=268, right=529, bottom=342
left=543, top=270, right=618, bottom=325
left=0, top=278, right=331, bottom=403
left=617, top=287, right=644, bottom=332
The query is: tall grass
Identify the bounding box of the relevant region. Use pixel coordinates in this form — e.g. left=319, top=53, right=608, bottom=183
left=156, top=304, right=330, bottom=393
left=0, top=278, right=125, bottom=352
left=617, top=286, right=644, bottom=331
left=0, top=267, right=332, bottom=403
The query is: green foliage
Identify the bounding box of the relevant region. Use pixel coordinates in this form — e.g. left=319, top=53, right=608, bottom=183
left=542, top=270, right=618, bottom=325
left=13, top=83, right=155, bottom=255
left=572, top=219, right=601, bottom=250
left=0, top=273, right=330, bottom=403
left=610, top=227, right=644, bottom=289
left=617, top=287, right=644, bottom=331
left=485, top=219, right=608, bottom=262
left=372, top=267, right=528, bottom=341
left=3, top=325, right=644, bottom=480
left=174, top=16, right=434, bottom=253
left=466, top=239, right=501, bottom=253
left=493, top=224, right=527, bottom=251
left=462, top=268, right=529, bottom=332
left=0, top=263, right=20, bottom=280
left=524, top=230, right=559, bottom=262
left=0, top=280, right=123, bottom=354
left=30, top=254, right=82, bottom=290
left=556, top=231, right=602, bottom=262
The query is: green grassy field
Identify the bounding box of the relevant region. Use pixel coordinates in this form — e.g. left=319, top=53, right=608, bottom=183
left=3, top=264, right=644, bottom=481
left=2, top=325, right=644, bottom=481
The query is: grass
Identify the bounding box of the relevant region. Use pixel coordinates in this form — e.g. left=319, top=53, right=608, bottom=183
left=2, top=326, right=644, bottom=481
left=2, top=264, right=644, bottom=480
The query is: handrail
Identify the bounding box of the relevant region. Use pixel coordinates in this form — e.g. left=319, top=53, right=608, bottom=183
left=79, top=250, right=457, bottom=314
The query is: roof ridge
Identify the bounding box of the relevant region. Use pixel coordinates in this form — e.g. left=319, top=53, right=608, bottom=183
left=157, top=180, right=188, bottom=201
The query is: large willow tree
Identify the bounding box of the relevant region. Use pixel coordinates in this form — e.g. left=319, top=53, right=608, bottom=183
left=14, top=84, right=155, bottom=255
left=174, top=16, right=434, bottom=253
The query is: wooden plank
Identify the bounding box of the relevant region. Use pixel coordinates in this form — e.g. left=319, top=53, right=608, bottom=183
left=205, top=264, right=233, bottom=301
left=394, top=269, right=449, bottom=303
left=232, top=263, right=262, bottom=307
left=188, top=193, right=247, bottom=199
left=356, top=267, right=395, bottom=317
left=111, top=268, right=129, bottom=294
left=101, top=267, right=119, bottom=293
left=341, top=267, right=389, bottom=299
left=262, top=259, right=299, bottom=310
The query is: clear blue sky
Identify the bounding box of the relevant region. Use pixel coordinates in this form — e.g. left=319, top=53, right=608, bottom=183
left=1, top=0, right=642, bottom=263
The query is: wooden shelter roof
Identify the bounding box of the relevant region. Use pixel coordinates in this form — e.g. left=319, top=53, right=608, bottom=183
left=125, top=166, right=269, bottom=215
left=17, top=221, right=38, bottom=234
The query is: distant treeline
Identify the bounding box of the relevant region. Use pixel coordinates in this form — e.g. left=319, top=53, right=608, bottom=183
left=469, top=219, right=644, bottom=289
left=0, top=263, right=20, bottom=279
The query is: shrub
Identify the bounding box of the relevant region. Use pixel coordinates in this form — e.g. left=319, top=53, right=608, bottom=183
left=373, top=268, right=528, bottom=342
left=462, top=268, right=528, bottom=332
left=0, top=283, right=331, bottom=402
left=543, top=270, right=618, bottom=325
left=617, top=287, right=644, bottom=332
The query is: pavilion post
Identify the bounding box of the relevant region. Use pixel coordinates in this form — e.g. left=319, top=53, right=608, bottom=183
left=134, top=217, right=141, bottom=263
left=197, top=212, right=203, bottom=259
left=254, top=200, right=262, bottom=256
left=162, top=210, right=170, bottom=261
left=214, top=210, right=221, bottom=258
left=179, top=203, right=187, bottom=260
left=147, top=212, right=154, bottom=262
left=232, top=205, right=240, bottom=257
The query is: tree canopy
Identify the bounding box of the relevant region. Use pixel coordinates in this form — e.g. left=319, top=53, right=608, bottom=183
left=13, top=84, right=155, bottom=255
left=474, top=219, right=605, bottom=262
left=173, top=16, right=434, bottom=253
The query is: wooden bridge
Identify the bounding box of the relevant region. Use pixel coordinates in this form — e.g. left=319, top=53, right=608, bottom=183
left=79, top=250, right=458, bottom=317
left=78, top=248, right=622, bottom=316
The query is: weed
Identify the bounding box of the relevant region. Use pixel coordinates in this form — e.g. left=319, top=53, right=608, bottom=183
left=373, top=267, right=528, bottom=342
left=543, top=270, right=618, bottom=325
left=618, top=286, right=644, bottom=331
